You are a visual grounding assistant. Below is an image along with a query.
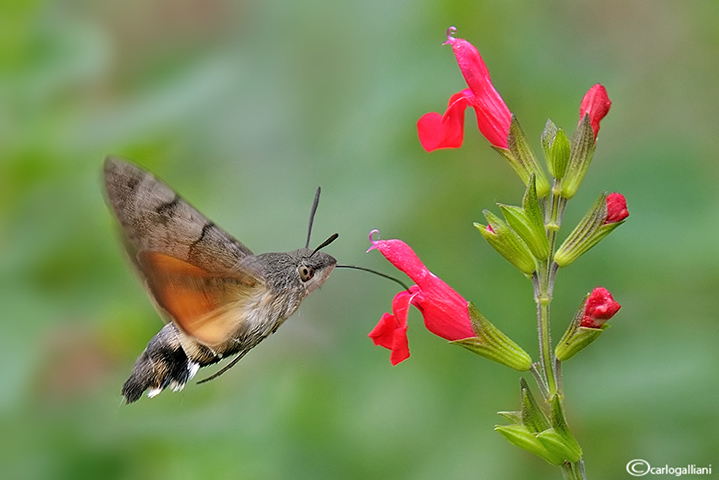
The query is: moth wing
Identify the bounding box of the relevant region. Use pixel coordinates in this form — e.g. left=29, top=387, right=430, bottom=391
left=103, top=156, right=254, bottom=276
left=137, top=251, right=265, bottom=347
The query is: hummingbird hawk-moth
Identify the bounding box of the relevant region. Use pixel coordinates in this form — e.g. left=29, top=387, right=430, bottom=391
left=103, top=157, right=337, bottom=403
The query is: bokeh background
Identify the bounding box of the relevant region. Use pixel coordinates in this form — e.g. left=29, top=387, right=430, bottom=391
left=2, top=0, right=718, bottom=479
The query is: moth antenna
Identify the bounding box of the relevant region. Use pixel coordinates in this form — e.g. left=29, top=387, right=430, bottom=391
left=196, top=350, right=250, bottom=384
left=305, top=187, right=322, bottom=249
left=311, top=233, right=339, bottom=256
left=336, top=264, right=411, bottom=292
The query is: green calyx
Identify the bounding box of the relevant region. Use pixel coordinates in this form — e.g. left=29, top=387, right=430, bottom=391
left=493, top=115, right=551, bottom=198
left=452, top=304, right=532, bottom=371
left=498, top=176, right=550, bottom=261
left=559, top=115, right=596, bottom=199
left=554, top=192, right=625, bottom=267
left=495, top=380, right=582, bottom=466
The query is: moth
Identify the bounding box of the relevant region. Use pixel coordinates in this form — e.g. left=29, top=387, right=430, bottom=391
left=103, top=157, right=338, bottom=403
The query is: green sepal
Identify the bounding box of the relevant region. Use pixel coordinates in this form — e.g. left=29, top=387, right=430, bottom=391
left=520, top=378, right=550, bottom=433
left=497, top=411, right=523, bottom=424
left=545, top=396, right=583, bottom=462
left=494, top=424, right=567, bottom=466
left=498, top=176, right=550, bottom=260
left=496, top=382, right=582, bottom=466
left=492, top=115, right=551, bottom=197
left=451, top=303, right=533, bottom=371
left=541, top=118, right=558, bottom=165
left=560, top=115, right=596, bottom=199
left=554, top=192, right=625, bottom=267
left=556, top=324, right=609, bottom=361
left=536, top=429, right=582, bottom=464
left=476, top=211, right=537, bottom=275
left=555, top=295, right=611, bottom=361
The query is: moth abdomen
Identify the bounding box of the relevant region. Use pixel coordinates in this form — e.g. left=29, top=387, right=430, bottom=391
left=121, top=324, right=201, bottom=403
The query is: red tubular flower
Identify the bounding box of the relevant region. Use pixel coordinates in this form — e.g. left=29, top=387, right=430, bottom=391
left=605, top=193, right=629, bottom=223
left=367, top=230, right=476, bottom=364
left=581, top=287, right=621, bottom=328
left=579, top=84, right=612, bottom=138
left=417, top=27, right=512, bottom=152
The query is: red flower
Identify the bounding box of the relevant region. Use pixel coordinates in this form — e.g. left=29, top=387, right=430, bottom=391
left=417, top=27, right=512, bottom=152
left=581, top=287, right=621, bottom=328
left=367, top=231, right=476, bottom=364
left=605, top=193, right=629, bottom=224
left=579, top=84, right=612, bottom=138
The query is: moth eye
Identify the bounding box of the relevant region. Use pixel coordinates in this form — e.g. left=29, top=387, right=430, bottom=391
left=299, top=265, right=314, bottom=282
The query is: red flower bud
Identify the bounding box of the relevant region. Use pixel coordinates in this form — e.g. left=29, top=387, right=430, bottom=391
left=605, top=193, right=629, bottom=224
left=581, top=287, right=621, bottom=328
left=579, top=84, right=612, bottom=138
left=417, top=27, right=511, bottom=151
left=367, top=230, right=476, bottom=364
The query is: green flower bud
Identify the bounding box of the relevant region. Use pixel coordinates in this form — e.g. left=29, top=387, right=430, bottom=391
left=559, top=115, right=596, bottom=199
left=476, top=211, right=538, bottom=275
left=541, top=120, right=571, bottom=180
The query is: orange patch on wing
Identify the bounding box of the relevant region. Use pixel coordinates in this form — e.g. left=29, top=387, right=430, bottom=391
left=138, top=251, right=249, bottom=346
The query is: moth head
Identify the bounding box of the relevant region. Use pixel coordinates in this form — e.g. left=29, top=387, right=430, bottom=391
left=295, top=249, right=337, bottom=294
left=257, top=248, right=336, bottom=296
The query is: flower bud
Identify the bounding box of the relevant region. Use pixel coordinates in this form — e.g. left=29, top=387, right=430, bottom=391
left=554, top=192, right=628, bottom=267
left=476, top=210, right=537, bottom=275
left=555, top=287, right=621, bottom=361
left=541, top=119, right=570, bottom=180
left=560, top=84, right=611, bottom=198
left=605, top=192, right=629, bottom=223
left=579, top=84, right=612, bottom=139
left=581, top=287, right=621, bottom=328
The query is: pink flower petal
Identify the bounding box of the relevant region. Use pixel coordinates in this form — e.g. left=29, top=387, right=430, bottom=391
left=605, top=193, right=629, bottom=224
left=417, top=89, right=473, bottom=152
left=446, top=35, right=511, bottom=149
left=579, top=84, right=612, bottom=138
left=368, top=238, right=431, bottom=285
left=368, top=233, right=476, bottom=343
left=581, top=287, right=621, bottom=328
left=411, top=281, right=475, bottom=341
left=369, top=290, right=412, bottom=365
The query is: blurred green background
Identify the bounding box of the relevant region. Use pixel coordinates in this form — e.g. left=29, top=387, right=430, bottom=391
left=2, top=0, right=718, bottom=479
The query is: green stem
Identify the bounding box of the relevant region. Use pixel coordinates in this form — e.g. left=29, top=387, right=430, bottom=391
left=536, top=287, right=557, bottom=397
left=535, top=183, right=566, bottom=399
left=541, top=183, right=587, bottom=478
